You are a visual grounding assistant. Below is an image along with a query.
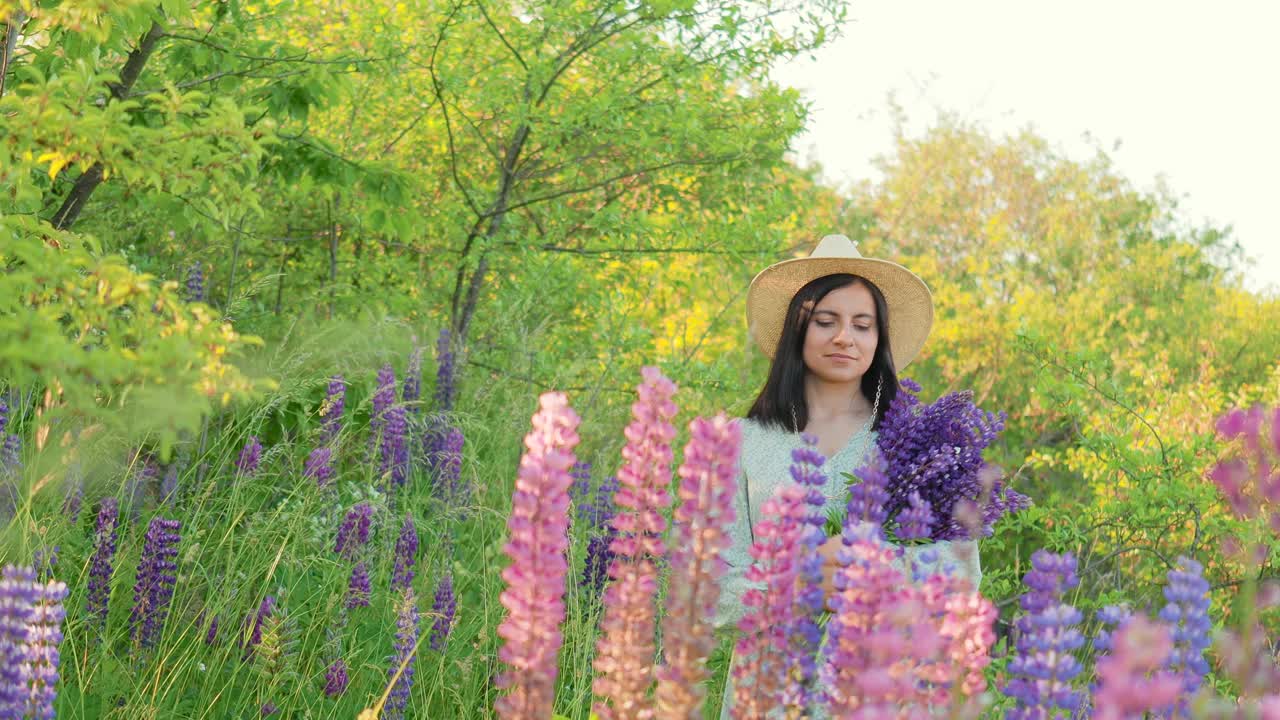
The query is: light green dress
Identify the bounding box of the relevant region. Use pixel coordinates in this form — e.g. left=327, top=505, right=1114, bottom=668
left=715, top=417, right=982, bottom=718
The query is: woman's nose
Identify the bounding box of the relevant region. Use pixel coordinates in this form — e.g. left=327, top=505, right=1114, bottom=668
left=833, top=325, right=855, bottom=346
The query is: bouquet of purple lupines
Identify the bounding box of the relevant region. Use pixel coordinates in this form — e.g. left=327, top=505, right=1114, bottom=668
left=868, top=378, right=1030, bottom=541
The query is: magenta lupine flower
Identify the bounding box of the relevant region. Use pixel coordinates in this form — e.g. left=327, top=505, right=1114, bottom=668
left=392, top=514, right=419, bottom=592
left=655, top=413, right=740, bottom=717
left=1092, top=616, right=1183, bottom=720
left=494, top=391, right=581, bottom=720
left=325, top=658, right=349, bottom=698
left=130, top=517, right=181, bottom=649
left=1002, top=550, right=1085, bottom=718
left=334, top=504, right=373, bottom=561
left=381, top=405, right=410, bottom=487
left=1209, top=405, right=1279, bottom=524
left=237, top=436, right=262, bottom=476
left=429, top=573, right=456, bottom=651
left=321, top=375, right=346, bottom=443
left=593, top=367, right=678, bottom=720
left=85, top=498, right=120, bottom=630
left=1156, top=556, right=1212, bottom=715
left=345, top=562, right=371, bottom=610
left=434, top=328, right=456, bottom=412
left=370, top=364, right=397, bottom=447
left=184, top=261, right=205, bottom=303
left=384, top=588, right=420, bottom=720
left=403, top=346, right=424, bottom=408
left=24, top=571, right=68, bottom=719
left=304, top=446, right=334, bottom=487
left=732, top=483, right=807, bottom=717
left=922, top=574, right=997, bottom=700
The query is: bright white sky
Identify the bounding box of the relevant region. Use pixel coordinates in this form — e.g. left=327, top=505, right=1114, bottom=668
left=771, top=0, right=1279, bottom=295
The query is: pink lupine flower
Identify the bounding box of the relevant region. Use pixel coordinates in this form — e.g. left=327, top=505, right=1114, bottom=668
left=493, top=392, right=581, bottom=720
left=655, top=414, right=740, bottom=718
left=1092, top=615, right=1183, bottom=720
left=593, top=367, right=678, bottom=720
left=731, top=483, right=807, bottom=719
left=920, top=573, right=997, bottom=701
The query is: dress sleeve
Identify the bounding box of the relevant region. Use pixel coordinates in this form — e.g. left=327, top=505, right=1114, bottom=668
left=900, top=539, right=982, bottom=587
left=715, top=462, right=760, bottom=630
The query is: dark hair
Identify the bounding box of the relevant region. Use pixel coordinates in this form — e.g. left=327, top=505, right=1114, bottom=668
left=747, top=273, right=899, bottom=433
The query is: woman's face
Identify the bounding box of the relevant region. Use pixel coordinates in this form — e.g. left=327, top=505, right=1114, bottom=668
left=801, top=282, right=879, bottom=384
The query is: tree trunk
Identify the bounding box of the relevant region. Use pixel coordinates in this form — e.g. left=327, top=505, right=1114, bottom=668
left=49, top=21, right=165, bottom=230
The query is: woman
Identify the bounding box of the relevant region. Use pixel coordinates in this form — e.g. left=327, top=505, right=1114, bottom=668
left=716, top=234, right=981, bottom=716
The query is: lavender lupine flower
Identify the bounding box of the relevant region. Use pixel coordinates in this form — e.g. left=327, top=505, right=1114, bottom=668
left=877, top=379, right=1027, bottom=540
left=1092, top=616, right=1183, bottom=720
left=1093, top=604, right=1134, bottom=657
left=160, top=463, right=179, bottom=508
left=185, top=261, right=205, bottom=302
left=782, top=435, right=829, bottom=709
left=370, top=364, right=397, bottom=447
left=0, top=566, right=35, bottom=717
left=1002, top=550, right=1085, bottom=719
left=593, top=368, right=678, bottom=720
left=385, top=589, right=420, bottom=720
left=439, top=426, right=464, bottom=502
left=897, top=491, right=935, bottom=541
left=381, top=405, right=410, bottom=487
left=845, top=452, right=891, bottom=535
left=392, top=514, right=418, bottom=592
left=402, top=346, right=424, bottom=407
left=732, top=483, right=807, bottom=717
left=345, top=563, right=371, bottom=610
left=92, top=501, right=122, bottom=579
left=433, top=328, right=456, bottom=412
left=1155, top=556, right=1212, bottom=715
left=325, top=658, right=350, bottom=698
left=130, top=517, right=181, bottom=649
left=1, top=432, right=20, bottom=476
left=334, top=504, right=373, bottom=561
left=32, top=546, right=58, bottom=579
left=304, top=446, right=334, bottom=487
left=205, top=613, right=219, bottom=645
left=62, top=462, right=83, bottom=523
left=494, top=392, right=581, bottom=720
left=655, top=413, right=740, bottom=717
left=24, top=571, right=69, bottom=719
left=321, top=375, right=346, bottom=443
left=242, top=595, right=276, bottom=658
left=429, top=573, right=456, bottom=651
left=237, top=436, right=262, bottom=476
left=260, top=702, right=278, bottom=717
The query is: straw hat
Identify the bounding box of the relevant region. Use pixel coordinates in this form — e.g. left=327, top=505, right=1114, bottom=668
left=746, top=234, right=934, bottom=368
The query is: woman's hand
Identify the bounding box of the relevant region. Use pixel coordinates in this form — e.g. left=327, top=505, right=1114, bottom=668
left=817, top=534, right=845, bottom=609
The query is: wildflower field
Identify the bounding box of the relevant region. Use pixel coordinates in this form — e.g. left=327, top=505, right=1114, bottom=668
left=4, top=1, right=1280, bottom=718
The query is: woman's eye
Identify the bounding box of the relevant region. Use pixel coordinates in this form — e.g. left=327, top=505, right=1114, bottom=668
left=815, top=320, right=834, bottom=328
left=855, top=325, right=872, bottom=332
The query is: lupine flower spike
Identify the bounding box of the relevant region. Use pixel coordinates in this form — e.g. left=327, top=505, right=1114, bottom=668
left=392, top=514, right=418, bottom=592
left=783, top=436, right=829, bottom=709
left=384, top=588, right=420, bottom=720
left=430, top=573, right=456, bottom=651
left=130, top=518, right=181, bottom=649
left=1002, top=550, right=1085, bottom=718
left=1092, top=616, right=1183, bottom=720
left=592, top=367, right=678, bottom=720
left=237, top=436, right=262, bottom=476
left=434, top=328, right=456, bottom=412
left=325, top=658, right=350, bottom=698
left=655, top=414, right=740, bottom=717
left=1156, top=556, right=1212, bottom=716
left=85, top=498, right=120, bottom=631
left=321, top=375, right=346, bottom=443
left=494, top=391, right=581, bottom=720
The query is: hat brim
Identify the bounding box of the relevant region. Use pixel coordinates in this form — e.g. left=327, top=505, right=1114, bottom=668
left=746, top=256, right=934, bottom=369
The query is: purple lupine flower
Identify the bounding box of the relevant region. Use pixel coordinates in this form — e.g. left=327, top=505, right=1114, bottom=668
left=569, top=463, right=619, bottom=595
left=439, top=426, right=464, bottom=502
left=205, top=613, right=219, bottom=645
left=581, top=535, right=614, bottom=596
left=654, top=414, right=740, bottom=716
left=0, top=565, right=36, bottom=717
left=260, top=702, right=278, bottom=717
left=897, top=490, right=935, bottom=541
left=304, top=446, right=334, bottom=487
left=237, top=436, right=262, bottom=476
left=381, top=405, right=410, bottom=487
left=433, top=328, right=456, bottom=412
left=392, top=514, right=418, bottom=592
left=783, top=435, right=828, bottom=709
left=62, top=462, right=83, bottom=523
left=385, top=588, right=420, bottom=720
left=1093, top=604, right=1134, bottom=656
left=129, top=517, right=181, bottom=649
left=1, top=432, right=20, bottom=476
left=241, top=595, right=276, bottom=658
left=370, top=364, right=397, bottom=447
left=321, top=375, right=346, bottom=443
left=32, top=546, right=58, bottom=579
left=325, top=657, right=349, bottom=698
left=185, top=261, right=205, bottom=303
left=430, top=573, right=456, bottom=651
left=86, top=499, right=120, bottom=629
left=0, top=398, right=9, bottom=435
left=345, top=563, right=371, bottom=610
left=494, top=392, right=581, bottom=719
left=403, top=346, right=424, bottom=408
left=334, top=504, right=373, bottom=561
left=845, top=452, right=891, bottom=535
left=24, top=571, right=68, bottom=719
left=1002, top=550, right=1085, bottom=718
left=160, top=462, right=180, bottom=509
left=876, top=379, right=1027, bottom=540
left=1156, top=556, right=1212, bottom=715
